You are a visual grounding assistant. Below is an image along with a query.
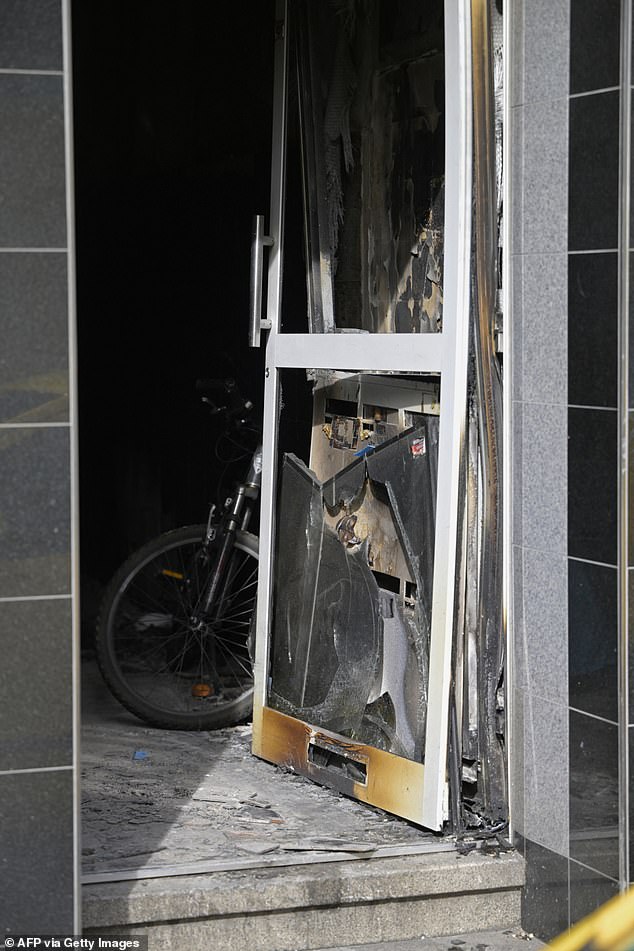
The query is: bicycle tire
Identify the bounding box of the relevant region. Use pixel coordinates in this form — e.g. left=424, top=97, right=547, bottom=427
left=95, top=524, right=258, bottom=730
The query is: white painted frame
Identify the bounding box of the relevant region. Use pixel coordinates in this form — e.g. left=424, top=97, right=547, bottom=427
left=252, top=0, right=473, bottom=831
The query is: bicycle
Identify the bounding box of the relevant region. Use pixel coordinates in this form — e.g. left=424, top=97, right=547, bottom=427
left=95, top=379, right=261, bottom=730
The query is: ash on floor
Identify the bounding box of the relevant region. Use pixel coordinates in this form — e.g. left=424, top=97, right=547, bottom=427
left=81, top=657, right=441, bottom=877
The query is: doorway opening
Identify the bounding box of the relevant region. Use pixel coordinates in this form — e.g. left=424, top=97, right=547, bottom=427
left=75, top=0, right=507, bottom=891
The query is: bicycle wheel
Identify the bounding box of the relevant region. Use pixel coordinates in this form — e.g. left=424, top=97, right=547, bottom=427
left=96, top=524, right=258, bottom=730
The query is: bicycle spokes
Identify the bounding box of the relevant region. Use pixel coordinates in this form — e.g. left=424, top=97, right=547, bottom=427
left=110, top=538, right=256, bottom=717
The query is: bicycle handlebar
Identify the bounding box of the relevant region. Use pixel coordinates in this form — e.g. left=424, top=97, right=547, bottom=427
left=195, top=378, right=255, bottom=426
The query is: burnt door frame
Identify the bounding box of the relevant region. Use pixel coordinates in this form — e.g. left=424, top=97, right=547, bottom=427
left=251, top=0, right=473, bottom=831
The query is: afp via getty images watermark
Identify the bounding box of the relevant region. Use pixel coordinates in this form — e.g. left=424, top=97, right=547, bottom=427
left=3, top=939, right=148, bottom=950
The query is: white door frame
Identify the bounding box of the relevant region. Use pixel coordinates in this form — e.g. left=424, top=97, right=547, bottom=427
left=252, top=0, right=473, bottom=832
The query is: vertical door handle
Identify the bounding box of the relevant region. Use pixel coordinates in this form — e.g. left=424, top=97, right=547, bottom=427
left=249, top=214, right=274, bottom=347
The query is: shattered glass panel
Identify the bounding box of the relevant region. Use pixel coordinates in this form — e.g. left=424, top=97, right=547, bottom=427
left=293, top=0, right=445, bottom=334
left=269, top=373, right=439, bottom=762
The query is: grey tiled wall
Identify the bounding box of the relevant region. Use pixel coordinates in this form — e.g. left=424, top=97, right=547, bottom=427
left=511, top=0, right=625, bottom=939
left=0, top=0, right=78, bottom=935
left=510, top=0, right=570, bottom=918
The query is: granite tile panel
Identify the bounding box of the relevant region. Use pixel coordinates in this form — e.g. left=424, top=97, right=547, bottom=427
left=568, top=560, right=617, bottom=722
left=569, top=710, right=619, bottom=881
left=522, top=839, right=570, bottom=942
left=516, top=97, right=569, bottom=254
left=630, top=414, right=634, bottom=566
left=511, top=107, right=525, bottom=256
left=568, top=407, right=618, bottom=565
left=630, top=725, right=634, bottom=871
left=568, top=252, right=618, bottom=409
left=513, top=546, right=568, bottom=698
left=630, top=571, right=634, bottom=721
left=630, top=257, right=634, bottom=409
left=510, top=0, right=524, bottom=107
left=512, top=252, right=567, bottom=405
left=513, top=401, right=567, bottom=554
left=569, top=860, right=619, bottom=927
left=513, top=0, right=570, bottom=107
left=0, top=769, right=74, bottom=933
left=0, top=252, right=68, bottom=423
left=569, top=91, right=619, bottom=252
left=510, top=685, right=526, bottom=842
left=523, top=693, right=569, bottom=857
left=0, top=0, right=63, bottom=71
left=569, top=0, right=620, bottom=96
left=0, top=74, right=66, bottom=248
left=0, top=426, right=70, bottom=598
left=0, top=598, right=72, bottom=770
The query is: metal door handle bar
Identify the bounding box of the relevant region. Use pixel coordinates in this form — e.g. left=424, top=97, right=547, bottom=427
left=249, top=214, right=274, bottom=347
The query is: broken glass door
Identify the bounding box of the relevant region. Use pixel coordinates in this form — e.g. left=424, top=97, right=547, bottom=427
left=250, top=0, right=473, bottom=831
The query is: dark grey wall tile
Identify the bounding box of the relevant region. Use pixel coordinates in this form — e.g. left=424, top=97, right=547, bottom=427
left=0, top=0, right=63, bottom=71
left=569, top=859, right=619, bottom=927
left=513, top=401, right=567, bottom=554
left=568, top=252, right=618, bottom=408
left=630, top=415, right=634, bottom=567
left=630, top=573, right=634, bottom=720
left=0, top=252, right=68, bottom=422
left=0, top=74, right=66, bottom=248
left=514, top=830, right=527, bottom=857
left=569, top=560, right=617, bottom=722
left=630, top=256, right=634, bottom=408
left=630, top=725, right=634, bottom=871
left=0, top=599, right=72, bottom=770
left=569, top=710, right=619, bottom=880
left=568, top=408, right=617, bottom=565
left=569, top=91, right=619, bottom=252
left=0, top=426, right=70, bottom=597
left=630, top=416, right=634, bottom=565
left=627, top=728, right=634, bottom=872
left=569, top=0, right=620, bottom=96
left=522, top=839, right=569, bottom=941
left=0, top=769, right=74, bottom=932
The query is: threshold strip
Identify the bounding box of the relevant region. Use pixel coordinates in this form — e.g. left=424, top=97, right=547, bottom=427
left=82, top=839, right=459, bottom=885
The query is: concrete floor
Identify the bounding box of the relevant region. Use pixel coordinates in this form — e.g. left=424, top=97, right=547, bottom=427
left=81, top=655, right=445, bottom=880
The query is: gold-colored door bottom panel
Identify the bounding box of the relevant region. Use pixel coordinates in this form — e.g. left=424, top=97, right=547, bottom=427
left=253, top=705, right=443, bottom=829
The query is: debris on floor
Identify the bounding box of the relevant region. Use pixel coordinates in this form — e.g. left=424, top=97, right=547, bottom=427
left=81, top=658, right=442, bottom=877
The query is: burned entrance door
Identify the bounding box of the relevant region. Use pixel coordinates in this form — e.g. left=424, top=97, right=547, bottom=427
left=250, top=0, right=472, bottom=831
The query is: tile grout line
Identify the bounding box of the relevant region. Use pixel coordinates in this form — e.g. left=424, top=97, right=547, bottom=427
left=0, top=594, right=72, bottom=603
left=569, top=85, right=621, bottom=99
left=0, top=68, right=63, bottom=76
left=568, top=248, right=619, bottom=254
left=617, top=0, right=632, bottom=893
left=569, top=705, right=620, bottom=727
left=568, top=404, right=618, bottom=412
left=568, top=555, right=619, bottom=569
left=569, top=855, right=621, bottom=884
left=0, top=422, right=70, bottom=429
left=0, top=765, right=73, bottom=777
